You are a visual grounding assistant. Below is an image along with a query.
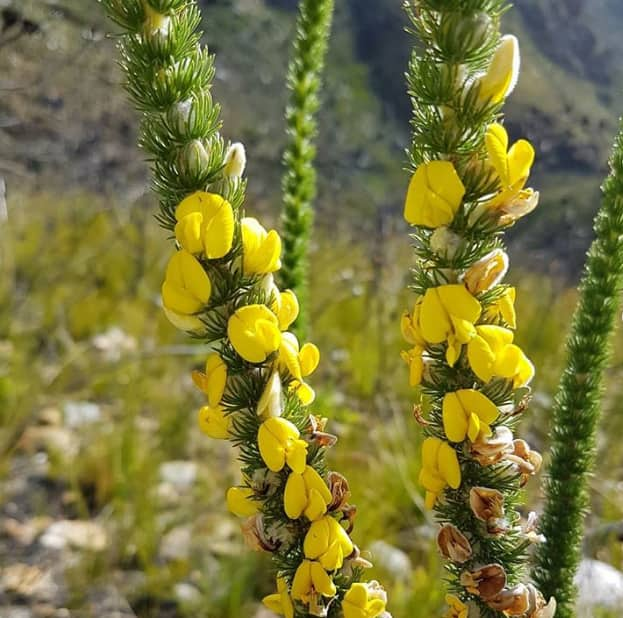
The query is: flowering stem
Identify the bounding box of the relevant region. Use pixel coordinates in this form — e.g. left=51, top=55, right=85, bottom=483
left=279, top=0, right=334, bottom=341
left=100, top=1, right=389, bottom=616
left=401, top=1, right=554, bottom=616
left=532, top=120, right=623, bottom=617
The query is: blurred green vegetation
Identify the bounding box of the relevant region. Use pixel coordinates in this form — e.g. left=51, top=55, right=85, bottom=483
left=2, top=192, right=623, bottom=616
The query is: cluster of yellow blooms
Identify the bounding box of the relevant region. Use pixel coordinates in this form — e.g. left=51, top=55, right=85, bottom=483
left=401, top=33, right=555, bottom=618
left=160, top=165, right=389, bottom=616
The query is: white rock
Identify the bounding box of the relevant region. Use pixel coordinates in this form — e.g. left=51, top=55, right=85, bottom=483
left=174, top=582, right=201, bottom=605
left=40, top=520, right=107, bottom=552
left=367, top=540, right=412, bottom=581
left=63, top=401, right=101, bottom=427
left=159, top=461, right=197, bottom=490
left=159, top=526, right=192, bottom=562
left=91, top=327, right=136, bottom=362
left=575, top=558, right=623, bottom=616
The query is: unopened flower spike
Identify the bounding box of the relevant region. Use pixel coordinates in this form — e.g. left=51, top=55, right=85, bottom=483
left=101, top=1, right=389, bottom=615
left=402, top=1, right=550, bottom=614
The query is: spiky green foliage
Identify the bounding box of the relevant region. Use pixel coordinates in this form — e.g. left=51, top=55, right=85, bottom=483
left=532, top=120, right=623, bottom=617
left=403, top=1, right=548, bottom=616
left=278, top=0, right=334, bottom=341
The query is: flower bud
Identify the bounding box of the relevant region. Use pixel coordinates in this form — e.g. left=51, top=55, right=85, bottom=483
left=430, top=226, right=463, bottom=260
left=223, top=142, right=246, bottom=178
left=178, top=139, right=211, bottom=179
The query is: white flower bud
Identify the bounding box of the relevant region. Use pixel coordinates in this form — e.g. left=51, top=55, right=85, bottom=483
left=170, top=99, right=193, bottom=135
left=178, top=139, right=210, bottom=178
left=223, top=142, right=246, bottom=178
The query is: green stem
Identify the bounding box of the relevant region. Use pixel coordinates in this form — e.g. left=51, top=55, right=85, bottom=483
left=532, top=120, right=623, bottom=617
left=278, top=0, right=334, bottom=341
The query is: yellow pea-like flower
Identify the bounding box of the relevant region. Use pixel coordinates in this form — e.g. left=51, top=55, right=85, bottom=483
left=241, top=217, right=282, bottom=275
left=226, top=486, right=259, bottom=517
left=174, top=191, right=235, bottom=259
left=284, top=465, right=332, bottom=521
left=227, top=304, right=281, bottom=363
left=303, top=515, right=354, bottom=571
left=262, top=577, right=294, bottom=618
left=291, top=560, right=337, bottom=602
left=419, top=285, right=481, bottom=366
left=192, top=353, right=227, bottom=408
left=161, top=249, right=212, bottom=315
left=485, top=286, right=517, bottom=329
left=477, top=34, right=520, bottom=105
left=258, top=417, right=308, bottom=474
left=279, top=333, right=319, bottom=405
left=442, top=390, right=500, bottom=443
left=404, top=160, right=466, bottom=228
left=342, top=582, right=388, bottom=618
left=444, top=594, right=469, bottom=618
left=419, top=437, right=461, bottom=509
left=197, top=404, right=230, bottom=439
left=467, top=325, right=534, bottom=386
left=462, top=249, right=509, bottom=294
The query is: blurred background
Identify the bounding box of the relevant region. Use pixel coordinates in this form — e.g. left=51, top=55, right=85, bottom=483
left=2, top=0, right=623, bottom=616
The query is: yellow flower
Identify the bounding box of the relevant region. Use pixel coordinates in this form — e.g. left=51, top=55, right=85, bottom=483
left=303, top=515, right=354, bottom=570
left=404, top=161, right=466, bottom=228
left=226, top=486, right=259, bottom=517
left=279, top=332, right=320, bottom=405
left=174, top=191, right=235, bottom=259
left=263, top=577, right=294, bottom=618
left=197, top=404, right=230, bottom=439
left=485, top=286, right=517, bottom=329
left=481, top=123, right=538, bottom=225
left=227, top=304, right=281, bottom=363
left=401, top=346, right=425, bottom=387
left=291, top=559, right=336, bottom=603
left=272, top=289, right=300, bottom=331
left=444, top=594, right=468, bottom=618
left=419, top=437, right=461, bottom=509
left=192, top=353, right=227, bottom=408
left=442, top=390, right=500, bottom=443
left=419, top=285, right=482, bottom=366
left=241, top=217, right=282, bottom=274
left=462, top=249, right=509, bottom=294
left=401, top=303, right=426, bottom=347
left=161, top=249, right=212, bottom=316
left=467, top=325, right=534, bottom=386
left=342, top=582, right=388, bottom=618
left=476, top=35, right=520, bottom=105
left=258, top=417, right=308, bottom=474
left=284, top=465, right=332, bottom=521
left=257, top=371, right=283, bottom=418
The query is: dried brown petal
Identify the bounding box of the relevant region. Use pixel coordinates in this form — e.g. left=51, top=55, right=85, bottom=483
left=340, top=504, right=358, bottom=534
left=313, top=431, right=338, bottom=448
left=525, top=584, right=557, bottom=618
left=437, top=524, right=473, bottom=563
left=470, top=487, right=505, bottom=523
left=328, top=471, right=351, bottom=511
left=471, top=426, right=514, bottom=466
left=240, top=514, right=279, bottom=552
left=460, top=563, right=507, bottom=600
left=506, top=440, right=543, bottom=486
left=347, top=545, right=373, bottom=569
left=487, top=584, right=530, bottom=614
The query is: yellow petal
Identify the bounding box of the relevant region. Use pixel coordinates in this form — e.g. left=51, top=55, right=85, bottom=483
left=422, top=437, right=442, bottom=468
left=507, top=139, right=535, bottom=187
left=285, top=438, right=308, bottom=474
left=241, top=218, right=282, bottom=274
left=442, top=392, right=469, bottom=443
left=197, top=405, right=230, bottom=439
left=228, top=304, right=281, bottom=363
left=226, top=486, right=258, bottom=517
left=284, top=472, right=307, bottom=519
left=202, top=195, right=235, bottom=259
left=420, top=288, right=451, bottom=343
left=204, top=353, right=228, bottom=408
left=467, top=412, right=481, bottom=442
left=279, top=333, right=302, bottom=380
left=304, top=518, right=329, bottom=560
left=299, top=343, right=320, bottom=377
left=162, top=306, right=204, bottom=332
left=310, top=561, right=337, bottom=597
left=438, top=285, right=481, bottom=324
left=319, top=539, right=343, bottom=570
left=419, top=467, right=447, bottom=493
left=305, top=488, right=328, bottom=521
left=438, top=442, right=461, bottom=489
left=303, top=466, right=332, bottom=504
left=425, top=490, right=438, bottom=510
left=456, top=389, right=499, bottom=424
left=467, top=335, right=496, bottom=383
left=175, top=212, right=204, bottom=254
left=262, top=592, right=284, bottom=615
left=294, top=381, right=315, bottom=406
left=478, top=34, right=520, bottom=104
left=277, top=290, right=300, bottom=331
left=291, top=560, right=312, bottom=601
left=486, top=123, right=510, bottom=184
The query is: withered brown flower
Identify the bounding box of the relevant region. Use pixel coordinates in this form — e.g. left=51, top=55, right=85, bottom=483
left=437, top=524, right=473, bottom=563
left=459, top=563, right=507, bottom=600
